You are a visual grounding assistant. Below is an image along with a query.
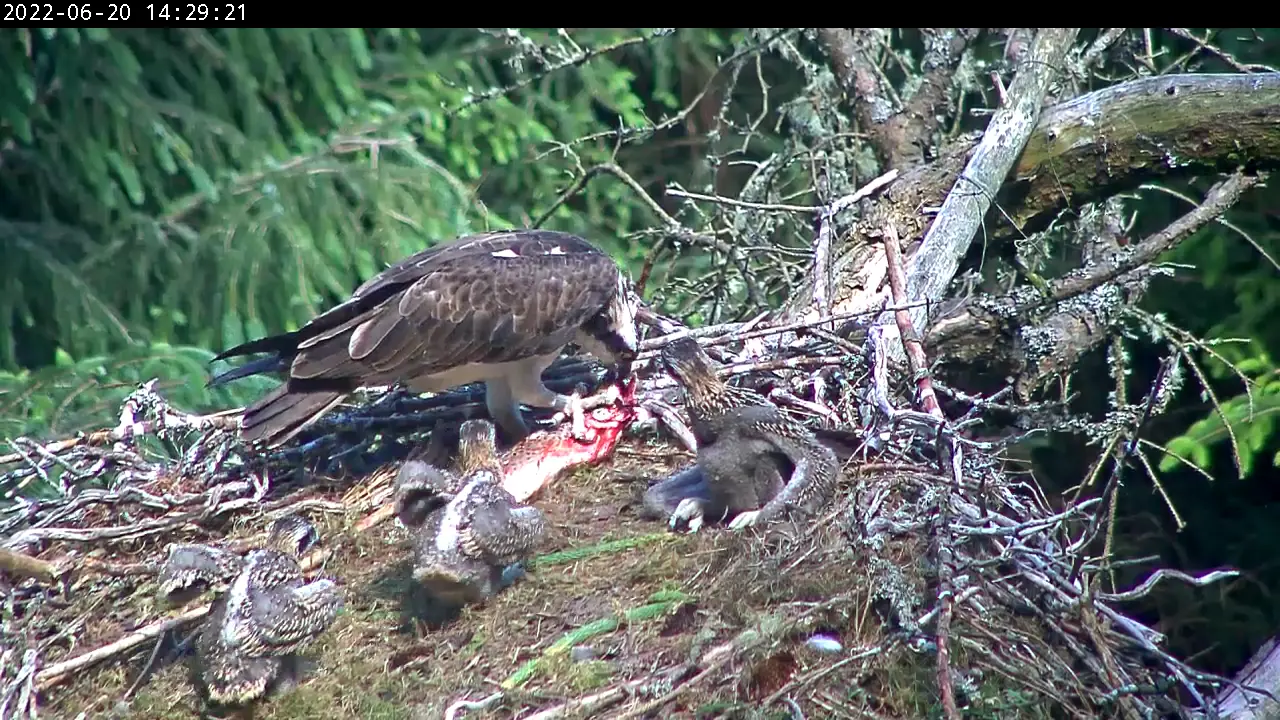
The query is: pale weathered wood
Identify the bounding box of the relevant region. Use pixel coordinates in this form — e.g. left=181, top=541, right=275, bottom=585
left=1011, top=72, right=1280, bottom=234
left=1213, top=634, right=1280, bottom=719
left=881, top=28, right=1080, bottom=358
left=782, top=71, right=1280, bottom=334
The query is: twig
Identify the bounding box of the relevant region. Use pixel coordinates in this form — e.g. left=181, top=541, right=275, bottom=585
left=522, top=665, right=694, bottom=720
left=665, top=187, right=819, bottom=214
left=0, top=648, right=38, bottom=720
left=448, top=33, right=656, bottom=116
left=0, top=411, right=239, bottom=468
left=760, top=646, right=885, bottom=708
left=123, top=631, right=169, bottom=701
left=878, top=215, right=963, bottom=720
left=611, top=637, right=747, bottom=720
left=806, top=171, right=900, bottom=321
left=443, top=691, right=504, bottom=720
left=1053, top=173, right=1261, bottom=303
left=925, top=172, right=1264, bottom=397
left=643, top=399, right=697, bottom=452
left=1167, top=28, right=1277, bottom=73
left=1096, top=568, right=1240, bottom=603
left=35, top=606, right=211, bottom=691
left=636, top=299, right=929, bottom=357
left=1067, top=357, right=1175, bottom=585
left=1081, top=28, right=1128, bottom=70
left=612, top=654, right=733, bottom=720
left=880, top=221, right=942, bottom=419
left=533, top=162, right=733, bottom=254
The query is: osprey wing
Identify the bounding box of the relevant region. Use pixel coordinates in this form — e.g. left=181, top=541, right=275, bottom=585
left=212, top=229, right=630, bottom=446
left=286, top=230, right=626, bottom=383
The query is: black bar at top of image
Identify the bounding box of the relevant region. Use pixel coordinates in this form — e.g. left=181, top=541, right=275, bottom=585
left=0, top=1, right=253, bottom=27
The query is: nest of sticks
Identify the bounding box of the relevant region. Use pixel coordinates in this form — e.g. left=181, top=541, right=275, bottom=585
left=0, top=310, right=1248, bottom=719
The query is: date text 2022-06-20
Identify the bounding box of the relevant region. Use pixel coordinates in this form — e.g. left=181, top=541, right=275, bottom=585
left=2, top=2, right=246, bottom=24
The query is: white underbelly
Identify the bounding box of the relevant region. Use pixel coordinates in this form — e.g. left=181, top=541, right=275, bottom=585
left=403, top=354, right=558, bottom=394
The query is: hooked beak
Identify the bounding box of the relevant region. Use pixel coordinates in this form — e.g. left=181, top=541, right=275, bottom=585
left=614, top=356, right=635, bottom=384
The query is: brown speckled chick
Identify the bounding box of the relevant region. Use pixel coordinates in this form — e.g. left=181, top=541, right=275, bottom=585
left=159, top=514, right=343, bottom=710
left=394, top=419, right=548, bottom=605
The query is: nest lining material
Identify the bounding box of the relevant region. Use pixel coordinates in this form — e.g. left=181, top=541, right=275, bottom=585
left=0, top=319, right=1242, bottom=719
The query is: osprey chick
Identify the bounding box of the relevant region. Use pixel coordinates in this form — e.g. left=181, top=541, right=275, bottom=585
left=209, top=230, right=641, bottom=447
left=394, top=419, right=548, bottom=605
left=158, top=515, right=343, bottom=709
left=647, top=337, right=840, bottom=533
left=391, top=418, right=502, bottom=528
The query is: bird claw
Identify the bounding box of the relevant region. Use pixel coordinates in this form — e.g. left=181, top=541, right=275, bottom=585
left=669, top=498, right=705, bottom=534
left=728, top=510, right=762, bottom=531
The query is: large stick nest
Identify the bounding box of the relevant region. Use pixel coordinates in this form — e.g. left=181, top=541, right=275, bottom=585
left=0, top=318, right=1242, bottom=719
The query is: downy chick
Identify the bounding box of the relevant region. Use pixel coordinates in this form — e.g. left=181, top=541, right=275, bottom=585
left=394, top=419, right=547, bottom=605
left=182, top=514, right=343, bottom=709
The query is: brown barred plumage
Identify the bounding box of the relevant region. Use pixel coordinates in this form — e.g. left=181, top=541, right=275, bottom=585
left=394, top=419, right=547, bottom=605
left=158, top=514, right=343, bottom=709
left=647, top=336, right=840, bottom=532
left=209, top=229, right=641, bottom=447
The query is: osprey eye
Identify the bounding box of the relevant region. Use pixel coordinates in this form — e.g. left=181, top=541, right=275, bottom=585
left=591, top=408, right=612, bottom=421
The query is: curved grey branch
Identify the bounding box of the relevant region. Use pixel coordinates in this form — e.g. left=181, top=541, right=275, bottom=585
left=875, top=28, right=1080, bottom=358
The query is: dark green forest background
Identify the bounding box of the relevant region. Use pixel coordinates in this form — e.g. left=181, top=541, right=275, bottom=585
left=2, top=28, right=1278, bottom=679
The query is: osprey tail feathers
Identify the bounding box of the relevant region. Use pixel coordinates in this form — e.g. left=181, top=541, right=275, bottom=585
left=207, top=354, right=289, bottom=388
left=238, top=384, right=346, bottom=447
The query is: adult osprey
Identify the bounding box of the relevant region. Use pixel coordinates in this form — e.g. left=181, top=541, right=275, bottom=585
left=208, top=229, right=641, bottom=447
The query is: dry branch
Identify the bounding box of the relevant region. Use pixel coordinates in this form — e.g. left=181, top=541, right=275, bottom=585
left=35, top=607, right=210, bottom=692
left=781, top=70, right=1280, bottom=363
left=880, top=218, right=959, bottom=719
left=1010, top=72, right=1280, bottom=235
left=928, top=170, right=1263, bottom=395
left=875, top=27, right=1079, bottom=360
left=819, top=28, right=978, bottom=171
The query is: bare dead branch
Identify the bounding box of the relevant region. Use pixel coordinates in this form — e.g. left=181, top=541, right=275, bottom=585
left=816, top=28, right=977, bottom=170
left=881, top=221, right=943, bottom=419
left=1009, top=72, right=1280, bottom=236
left=928, top=171, right=1263, bottom=394
left=782, top=72, right=1280, bottom=350
left=880, top=28, right=1080, bottom=360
